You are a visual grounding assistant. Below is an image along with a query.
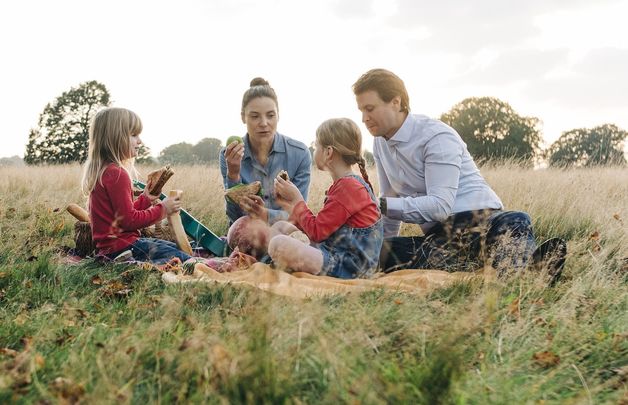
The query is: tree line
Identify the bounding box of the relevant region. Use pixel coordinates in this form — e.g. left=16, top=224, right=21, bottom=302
left=24, top=81, right=627, bottom=168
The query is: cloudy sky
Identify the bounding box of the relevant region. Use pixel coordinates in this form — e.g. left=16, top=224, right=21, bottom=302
left=1, top=0, right=627, bottom=159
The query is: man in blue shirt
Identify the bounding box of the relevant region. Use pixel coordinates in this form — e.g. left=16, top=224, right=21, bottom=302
left=352, top=69, right=566, bottom=283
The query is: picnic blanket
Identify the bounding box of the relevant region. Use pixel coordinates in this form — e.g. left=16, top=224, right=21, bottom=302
left=162, top=263, right=484, bottom=299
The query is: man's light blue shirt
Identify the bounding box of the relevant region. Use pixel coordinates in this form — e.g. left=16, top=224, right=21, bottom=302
left=375, top=114, right=503, bottom=237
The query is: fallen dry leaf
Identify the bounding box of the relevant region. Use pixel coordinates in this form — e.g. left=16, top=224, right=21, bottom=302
left=55, top=331, right=75, bottom=346
left=532, top=350, right=560, bottom=368
left=533, top=317, right=548, bottom=326
left=508, top=297, right=520, bottom=318
left=0, top=348, right=19, bottom=357
left=91, top=275, right=103, bottom=285
left=34, top=354, right=45, bottom=368
left=50, top=377, right=85, bottom=404
left=100, top=280, right=132, bottom=298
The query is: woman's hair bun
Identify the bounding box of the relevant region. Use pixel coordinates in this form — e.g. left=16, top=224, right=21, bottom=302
left=250, top=77, right=269, bottom=87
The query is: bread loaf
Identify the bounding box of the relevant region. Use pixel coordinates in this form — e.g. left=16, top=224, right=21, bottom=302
left=147, top=165, right=174, bottom=195
left=225, top=181, right=263, bottom=205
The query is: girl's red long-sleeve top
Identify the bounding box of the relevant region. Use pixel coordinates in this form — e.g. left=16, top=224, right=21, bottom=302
left=89, top=164, right=164, bottom=255
left=289, top=176, right=380, bottom=243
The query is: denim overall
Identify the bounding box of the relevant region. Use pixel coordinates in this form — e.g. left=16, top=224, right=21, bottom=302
left=317, top=175, right=384, bottom=279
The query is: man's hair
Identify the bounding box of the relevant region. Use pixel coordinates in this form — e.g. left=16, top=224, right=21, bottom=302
left=352, top=68, right=410, bottom=113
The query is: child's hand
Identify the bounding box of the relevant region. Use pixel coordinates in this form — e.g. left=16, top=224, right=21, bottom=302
left=239, top=195, right=268, bottom=222
left=273, top=177, right=304, bottom=212
left=161, top=196, right=182, bottom=215
left=143, top=186, right=160, bottom=202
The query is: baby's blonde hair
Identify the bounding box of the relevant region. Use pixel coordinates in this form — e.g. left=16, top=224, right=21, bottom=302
left=81, top=107, right=143, bottom=195
left=316, top=118, right=374, bottom=192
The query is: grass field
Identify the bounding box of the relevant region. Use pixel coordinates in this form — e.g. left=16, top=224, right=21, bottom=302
left=0, top=163, right=626, bottom=404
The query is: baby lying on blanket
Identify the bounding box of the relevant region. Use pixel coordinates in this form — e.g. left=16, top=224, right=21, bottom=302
left=226, top=216, right=309, bottom=260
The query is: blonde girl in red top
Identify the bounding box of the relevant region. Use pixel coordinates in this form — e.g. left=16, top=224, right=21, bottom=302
left=270, top=118, right=383, bottom=278
left=81, top=107, right=191, bottom=264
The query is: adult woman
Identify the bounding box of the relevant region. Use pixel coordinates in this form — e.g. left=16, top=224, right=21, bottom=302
left=220, top=78, right=311, bottom=226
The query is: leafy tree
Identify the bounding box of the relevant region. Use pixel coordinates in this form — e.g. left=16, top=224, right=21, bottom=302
left=135, top=145, right=157, bottom=165
left=192, top=138, right=222, bottom=164
left=0, top=156, right=24, bottom=166
left=547, top=124, right=627, bottom=167
left=440, top=97, right=542, bottom=163
left=24, top=81, right=110, bottom=164
left=158, top=142, right=195, bottom=164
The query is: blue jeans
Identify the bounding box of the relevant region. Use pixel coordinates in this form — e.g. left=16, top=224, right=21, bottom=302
left=108, top=238, right=192, bottom=265
left=379, top=210, right=536, bottom=273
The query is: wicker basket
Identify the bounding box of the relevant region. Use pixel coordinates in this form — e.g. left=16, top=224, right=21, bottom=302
left=154, top=219, right=177, bottom=243
left=74, top=221, right=96, bottom=257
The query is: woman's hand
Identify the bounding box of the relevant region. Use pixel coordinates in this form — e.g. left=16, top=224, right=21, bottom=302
left=239, top=195, right=268, bottom=222
left=225, top=140, right=245, bottom=182
left=273, top=177, right=304, bottom=213
left=161, top=196, right=182, bottom=215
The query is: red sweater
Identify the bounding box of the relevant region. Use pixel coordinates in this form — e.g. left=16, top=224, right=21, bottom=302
left=89, top=164, right=164, bottom=255
left=290, top=176, right=380, bottom=243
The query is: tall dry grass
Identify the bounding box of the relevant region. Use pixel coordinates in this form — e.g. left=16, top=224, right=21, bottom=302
left=0, top=163, right=626, bottom=404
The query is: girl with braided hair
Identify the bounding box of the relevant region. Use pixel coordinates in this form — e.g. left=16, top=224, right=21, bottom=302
left=270, top=118, right=383, bottom=278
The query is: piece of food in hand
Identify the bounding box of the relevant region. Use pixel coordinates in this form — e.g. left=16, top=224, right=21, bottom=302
left=147, top=165, right=174, bottom=195
left=226, top=135, right=243, bottom=146
left=225, top=181, right=263, bottom=205
left=277, top=170, right=289, bottom=181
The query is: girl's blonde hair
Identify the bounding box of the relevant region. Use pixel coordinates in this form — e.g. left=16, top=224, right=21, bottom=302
left=316, top=118, right=374, bottom=192
left=81, top=107, right=143, bottom=195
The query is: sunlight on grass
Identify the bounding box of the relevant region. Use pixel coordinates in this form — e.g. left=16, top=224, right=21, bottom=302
left=0, top=163, right=626, bottom=403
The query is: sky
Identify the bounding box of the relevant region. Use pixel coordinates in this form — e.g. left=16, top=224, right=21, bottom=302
left=1, top=0, right=627, bottom=159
